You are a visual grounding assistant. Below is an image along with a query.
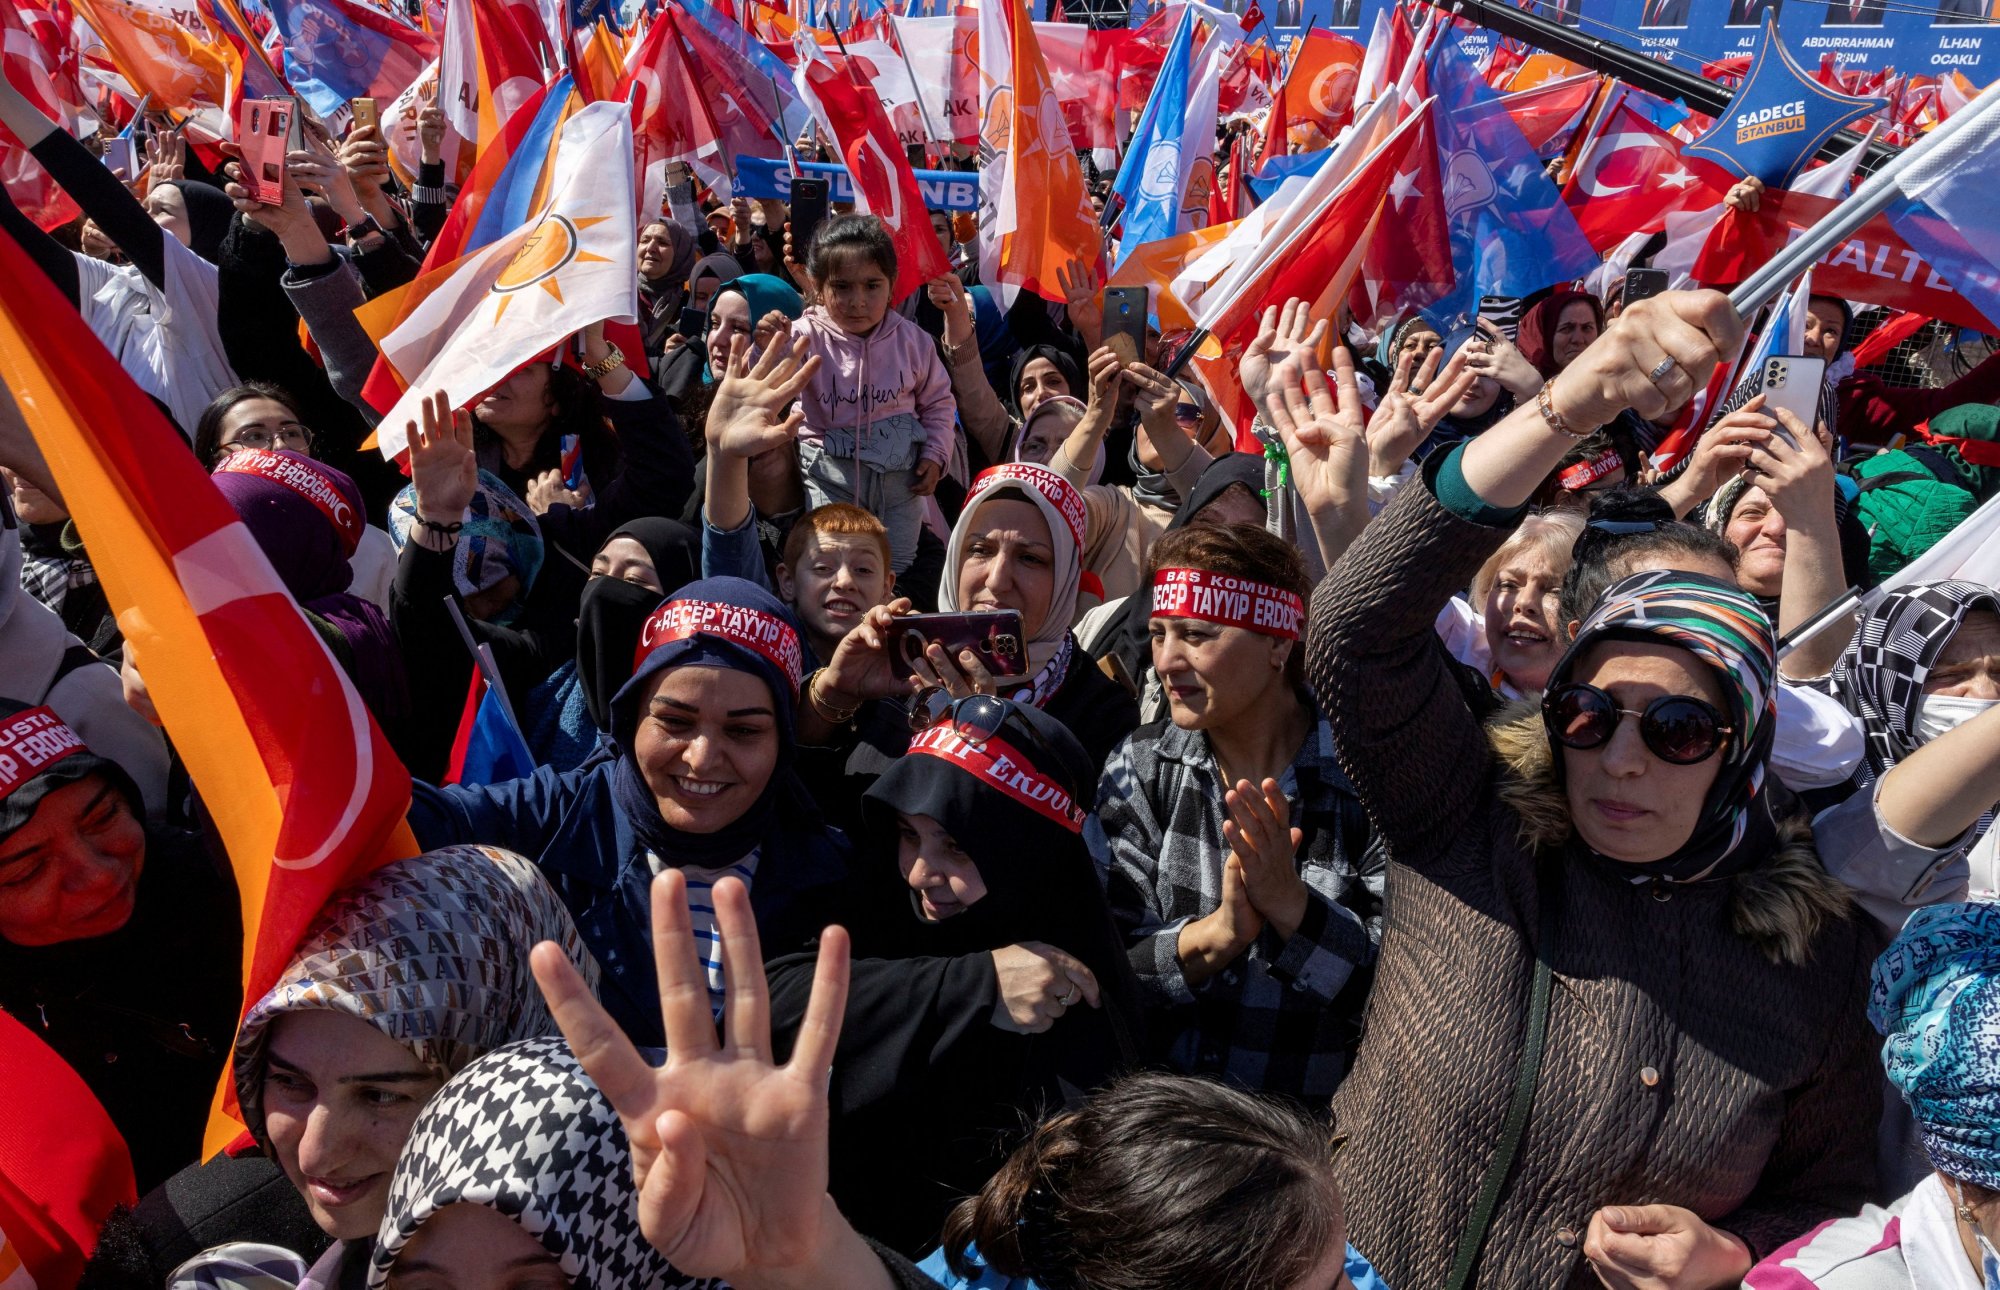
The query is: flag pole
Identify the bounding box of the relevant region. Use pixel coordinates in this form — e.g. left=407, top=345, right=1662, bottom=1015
left=1728, top=79, right=2000, bottom=319
left=885, top=11, right=947, bottom=169
left=770, top=73, right=804, bottom=173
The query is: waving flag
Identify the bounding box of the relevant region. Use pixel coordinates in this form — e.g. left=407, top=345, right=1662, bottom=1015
left=1277, top=29, right=1364, bottom=151
left=1562, top=90, right=1732, bottom=253
left=1354, top=99, right=1452, bottom=328
left=438, top=0, right=545, bottom=162
left=618, top=13, right=719, bottom=216
left=1497, top=71, right=1598, bottom=158
left=794, top=42, right=950, bottom=301
left=0, top=0, right=81, bottom=231
left=376, top=100, right=636, bottom=459
left=975, top=0, right=1101, bottom=305
left=264, top=0, right=436, bottom=119
left=68, top=0, right=240, bottom=139
left=1876, top=82, right=2000, bottom=345
left=1683, top=15, right=1884, bottom=189
left=0, top=226, right=419, bottom=1156
left=664, top=3, right=795, bottom=186
left=1111, top=8, right=1197, bottom=263
left=1421, top=24, right=1598, bottom=333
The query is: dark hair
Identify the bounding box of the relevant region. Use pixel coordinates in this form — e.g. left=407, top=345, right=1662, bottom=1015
left=470, top=363, right=619, bottom=477
left=1146, top=523, right=1312, bottom=688
left=1809, top=293, right=1853, bottom=356
left=192, top=382, right=312, bottom=470
left=806, top=213, right=897, bottom=284
left=1558, top=493, right=1741, bottom=634
left=942, top=1073, right=1342, bottom=1290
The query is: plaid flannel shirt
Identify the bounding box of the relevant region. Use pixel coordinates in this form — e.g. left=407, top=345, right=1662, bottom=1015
left=1089, top=711, right=1384, bottom=1102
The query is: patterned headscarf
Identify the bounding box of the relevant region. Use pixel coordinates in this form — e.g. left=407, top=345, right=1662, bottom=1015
left=1868, top=901, right=2000, bottom=1191
left=387, top=470, right=545, bottom=625
left=368, top=1036, right=719, bottom=1290
left=1543, top=569, right=1780, bottom=885
left=1832, top=581, right=2000, bottom=851
left=232, top=846, right=600, bottom=1150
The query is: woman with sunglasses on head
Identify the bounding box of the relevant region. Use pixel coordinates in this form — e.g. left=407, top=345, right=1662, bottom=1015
left=1746, top=901, right=2000, bottom=1290
left=1096, top=522, right=1381, bottom=1106
left=765, top=694, right=1138, bottom=1253
left=1289, top=290, right=1880, bottom=1290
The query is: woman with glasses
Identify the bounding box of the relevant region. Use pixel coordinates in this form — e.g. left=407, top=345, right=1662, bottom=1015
left=1096, top=522, right=1381, bottom=1105
left=193, top=383, right=397, bottom=608
left=765, top=694, right=1137, bottom=1253
left=1289, top=291, right=1880, bottom=1290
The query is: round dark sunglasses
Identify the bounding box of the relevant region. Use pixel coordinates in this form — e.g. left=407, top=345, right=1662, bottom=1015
left=1542, top=682, right=1734, bottom=766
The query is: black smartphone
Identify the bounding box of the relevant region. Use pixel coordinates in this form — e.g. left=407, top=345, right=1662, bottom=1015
left=1102, top=285, right=1149, bottom=365
left=1623, top=267, right=1670, bottom=307
left=789, top=176, right=830, bottom=265
left=677, top=306, right=708, bottom=339
left=884, top=610, right=1027, bottom=679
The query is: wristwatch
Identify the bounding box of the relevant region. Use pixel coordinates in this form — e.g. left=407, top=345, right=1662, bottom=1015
left=582, top=343, right=626, bottom=381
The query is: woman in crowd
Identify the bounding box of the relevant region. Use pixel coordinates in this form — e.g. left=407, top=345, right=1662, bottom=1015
left=5, top=463, right=118, bottom=659
left=520, top=518, right=700, bottom=772
left=1295, top=291, right=1881, bottom=1288
left=1517, top=287, right=1605, bottom=379
left=935, top=274, right=1081, bottom=470
left=1097, top=522, right=1381, bottom=1104
left=89, top=845, right=599, bottom=1286
left=1813, top=582, right=2000, bottom=930
left=637, top=218, right=700, bottom=370
left=192, top=383, right=397, bottom=606
left=406, top=572, right=851, bottom=1049
left=1434, top=508, right=1586, bottom=703
left=809, top=461, right=1137, bottom=769
left=365, top=1036, right=711, bottom=1290
left=1746, top=901, right=2000, bottom=1289
left=211, top=449, right=409, bottom=739
left=775, top=695, right=1136, bottom=1252
left=0, top=701, right=239, bottom=1192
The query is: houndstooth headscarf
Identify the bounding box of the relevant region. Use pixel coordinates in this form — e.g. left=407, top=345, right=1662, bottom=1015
left=1831, top=580, right=2000, bottom=849
left=367, top=1036, right=720, bottom=1290
left=233, top=845, right=599, bottom=1151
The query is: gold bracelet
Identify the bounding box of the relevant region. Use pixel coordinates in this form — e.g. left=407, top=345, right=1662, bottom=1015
left=582, top=343, right=626, bottom=381
left=806, top=668, right=860, bottom=724
left=1535, top=382, right=1594, bottom=440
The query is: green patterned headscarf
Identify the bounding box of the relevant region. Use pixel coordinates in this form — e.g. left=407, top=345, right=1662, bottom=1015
left=1542, top=569, right=1780, bottom=885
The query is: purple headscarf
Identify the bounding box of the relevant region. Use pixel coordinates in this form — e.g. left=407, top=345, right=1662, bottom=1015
left=210, top=450, right=409, bottom=723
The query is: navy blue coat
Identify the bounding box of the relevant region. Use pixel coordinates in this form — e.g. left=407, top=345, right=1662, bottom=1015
left=409, top=754, right=854, bottom=1046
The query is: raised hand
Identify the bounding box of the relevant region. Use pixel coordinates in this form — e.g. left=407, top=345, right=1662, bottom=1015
left=417, top=100, right=446, bottom=166
left=1056, top=255, right=1105, bottom=349
left=1122, top=360, right=1183, bottom=426
left=526, top=467, right=588, bottom=514
left=1260, top=336, right=1370, bottom=517
left=1662, top=396, right=1775, bottom=514
left=143, top=128, right=185, bottom=192
left=406, top=390, right=477, bottom=523
left=1547, top=292, right=1742, bottom=429
left=1367, top=344, right=1477, bottom=478
left=530, top=870, right=864, bottom=1285
left=1465, top=317, right=1544, bottom=399
left=706, top=333, right=819, bottom=461
left=1241, top=299, right=1322, bottom=413
left=287, top=131, right=365, bottom=225
left=336, top=125, right=393, bottom=205
left=929, top=275, right=974, bottom=348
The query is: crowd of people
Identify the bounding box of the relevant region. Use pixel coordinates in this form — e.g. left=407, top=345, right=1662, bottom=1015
left=2, top=32, right=2000, bottom=1290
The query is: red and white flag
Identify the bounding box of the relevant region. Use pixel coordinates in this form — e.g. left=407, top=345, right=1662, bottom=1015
left=1561, top=93, right=1731, bottom=253
left=794, top=39, right=950, bottom=301
left=1, top=0, right=81, bottom=231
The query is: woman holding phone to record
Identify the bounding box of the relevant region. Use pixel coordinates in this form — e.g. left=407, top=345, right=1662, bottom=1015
left=801, top=461, right=1139, bottom=772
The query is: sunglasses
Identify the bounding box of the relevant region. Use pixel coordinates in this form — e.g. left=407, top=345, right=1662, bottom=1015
left=1542, top=682, right=1734, bottom=766
left=909, top=690, right=1080, bottom=793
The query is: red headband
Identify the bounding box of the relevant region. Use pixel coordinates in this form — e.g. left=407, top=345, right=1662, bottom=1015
left=633, top=599, right=806, bottom=692
left=1150, top=567, right=1304, bottom=640
left=1557, top=449, right=1624, bottom=492
left=214, top=451, right=363, bottom=556
left=907, top=723, right=1086, bottom=832
left=0, top=706, right=87, bottom=800
left=968, top=462, right=1087, bottom=550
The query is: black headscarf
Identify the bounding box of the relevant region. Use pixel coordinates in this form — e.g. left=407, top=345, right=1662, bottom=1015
left=161, top=180, right=233, bottom=264
left=575, top=519, right=700, bottom=732
left=1005, top=344, right=1084, bottom=419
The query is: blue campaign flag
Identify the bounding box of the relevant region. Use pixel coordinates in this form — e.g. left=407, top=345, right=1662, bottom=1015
left=1246, top=148, right=1332, bottom=202
left=1109, top=6, right=1198, bottom=268
left=1421, top=25, right=1599, bottom=334
left=1684, top=16, right=1884, bottom=189
left=734, top=155, right=981, bottom=212
left=265, top=0, right=436, bottom=120
left=456, top=685, right=539, bottom=786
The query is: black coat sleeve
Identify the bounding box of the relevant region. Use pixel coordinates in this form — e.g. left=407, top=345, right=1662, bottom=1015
left=534, top=392, right=698, bottom=563
left=30, top=128, right=164, bottom=286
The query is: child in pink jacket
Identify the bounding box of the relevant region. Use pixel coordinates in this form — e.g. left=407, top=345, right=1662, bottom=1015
left=791, top=214, right=957, bottom=574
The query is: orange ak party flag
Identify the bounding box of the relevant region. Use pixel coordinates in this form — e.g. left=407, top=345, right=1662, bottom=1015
left=0, top=232, right=419, bottom=1156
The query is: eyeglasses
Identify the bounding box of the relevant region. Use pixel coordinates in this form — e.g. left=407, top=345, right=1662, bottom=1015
left=1173, top=403, right=1203, bottom=425
left=221, top=424, right=310, bottom=453
left=1542, top=682, right=1734, bottom=766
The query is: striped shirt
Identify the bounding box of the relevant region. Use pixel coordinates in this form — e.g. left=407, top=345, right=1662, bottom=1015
left=647, top=850, right=761, bottom=1019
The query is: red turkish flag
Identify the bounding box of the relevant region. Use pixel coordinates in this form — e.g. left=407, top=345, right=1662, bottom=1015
left=798, top=46, right=952, bottom=301
left=1561, top=96, right=1732, bottom=253
left=0, top=0, right=80, bottom=231
left=1353, top=100, right=1453, bottom=328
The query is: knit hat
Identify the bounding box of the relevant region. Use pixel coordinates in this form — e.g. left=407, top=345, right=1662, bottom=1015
left=1916, top=404, right=2000, bottom=502
left=368, top=1036, right=708, bottom=1290
left=1868, top=901, right=2000, bottom=1190
left=0, top=699, right=140, bottom=842
left=232, top=845, right=600, bottom=1150
left=386, top=470, right=545, bottom=621
left=1543, top=569, right=1779, bottom=885
left=1849, top=450, right=1978, bottom=584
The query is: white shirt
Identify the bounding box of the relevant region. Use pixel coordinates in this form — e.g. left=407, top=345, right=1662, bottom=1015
left=74, top=235, right=238, bottom=438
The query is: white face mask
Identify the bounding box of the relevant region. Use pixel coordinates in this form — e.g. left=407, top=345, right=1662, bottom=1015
left=1917, top=693, right=2000, bottom=744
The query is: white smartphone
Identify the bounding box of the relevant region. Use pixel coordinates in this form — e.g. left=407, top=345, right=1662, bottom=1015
left=1757, top=354, right=1827, bottom=448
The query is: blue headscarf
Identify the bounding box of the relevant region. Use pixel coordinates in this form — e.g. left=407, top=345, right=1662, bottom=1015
left=1869, top=901, right=2000, bottom=1190
left=386, top=470, right=544, bottom=625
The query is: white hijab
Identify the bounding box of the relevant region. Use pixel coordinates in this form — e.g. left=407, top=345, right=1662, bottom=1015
left=939, top=462, right=1086, bottom=674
